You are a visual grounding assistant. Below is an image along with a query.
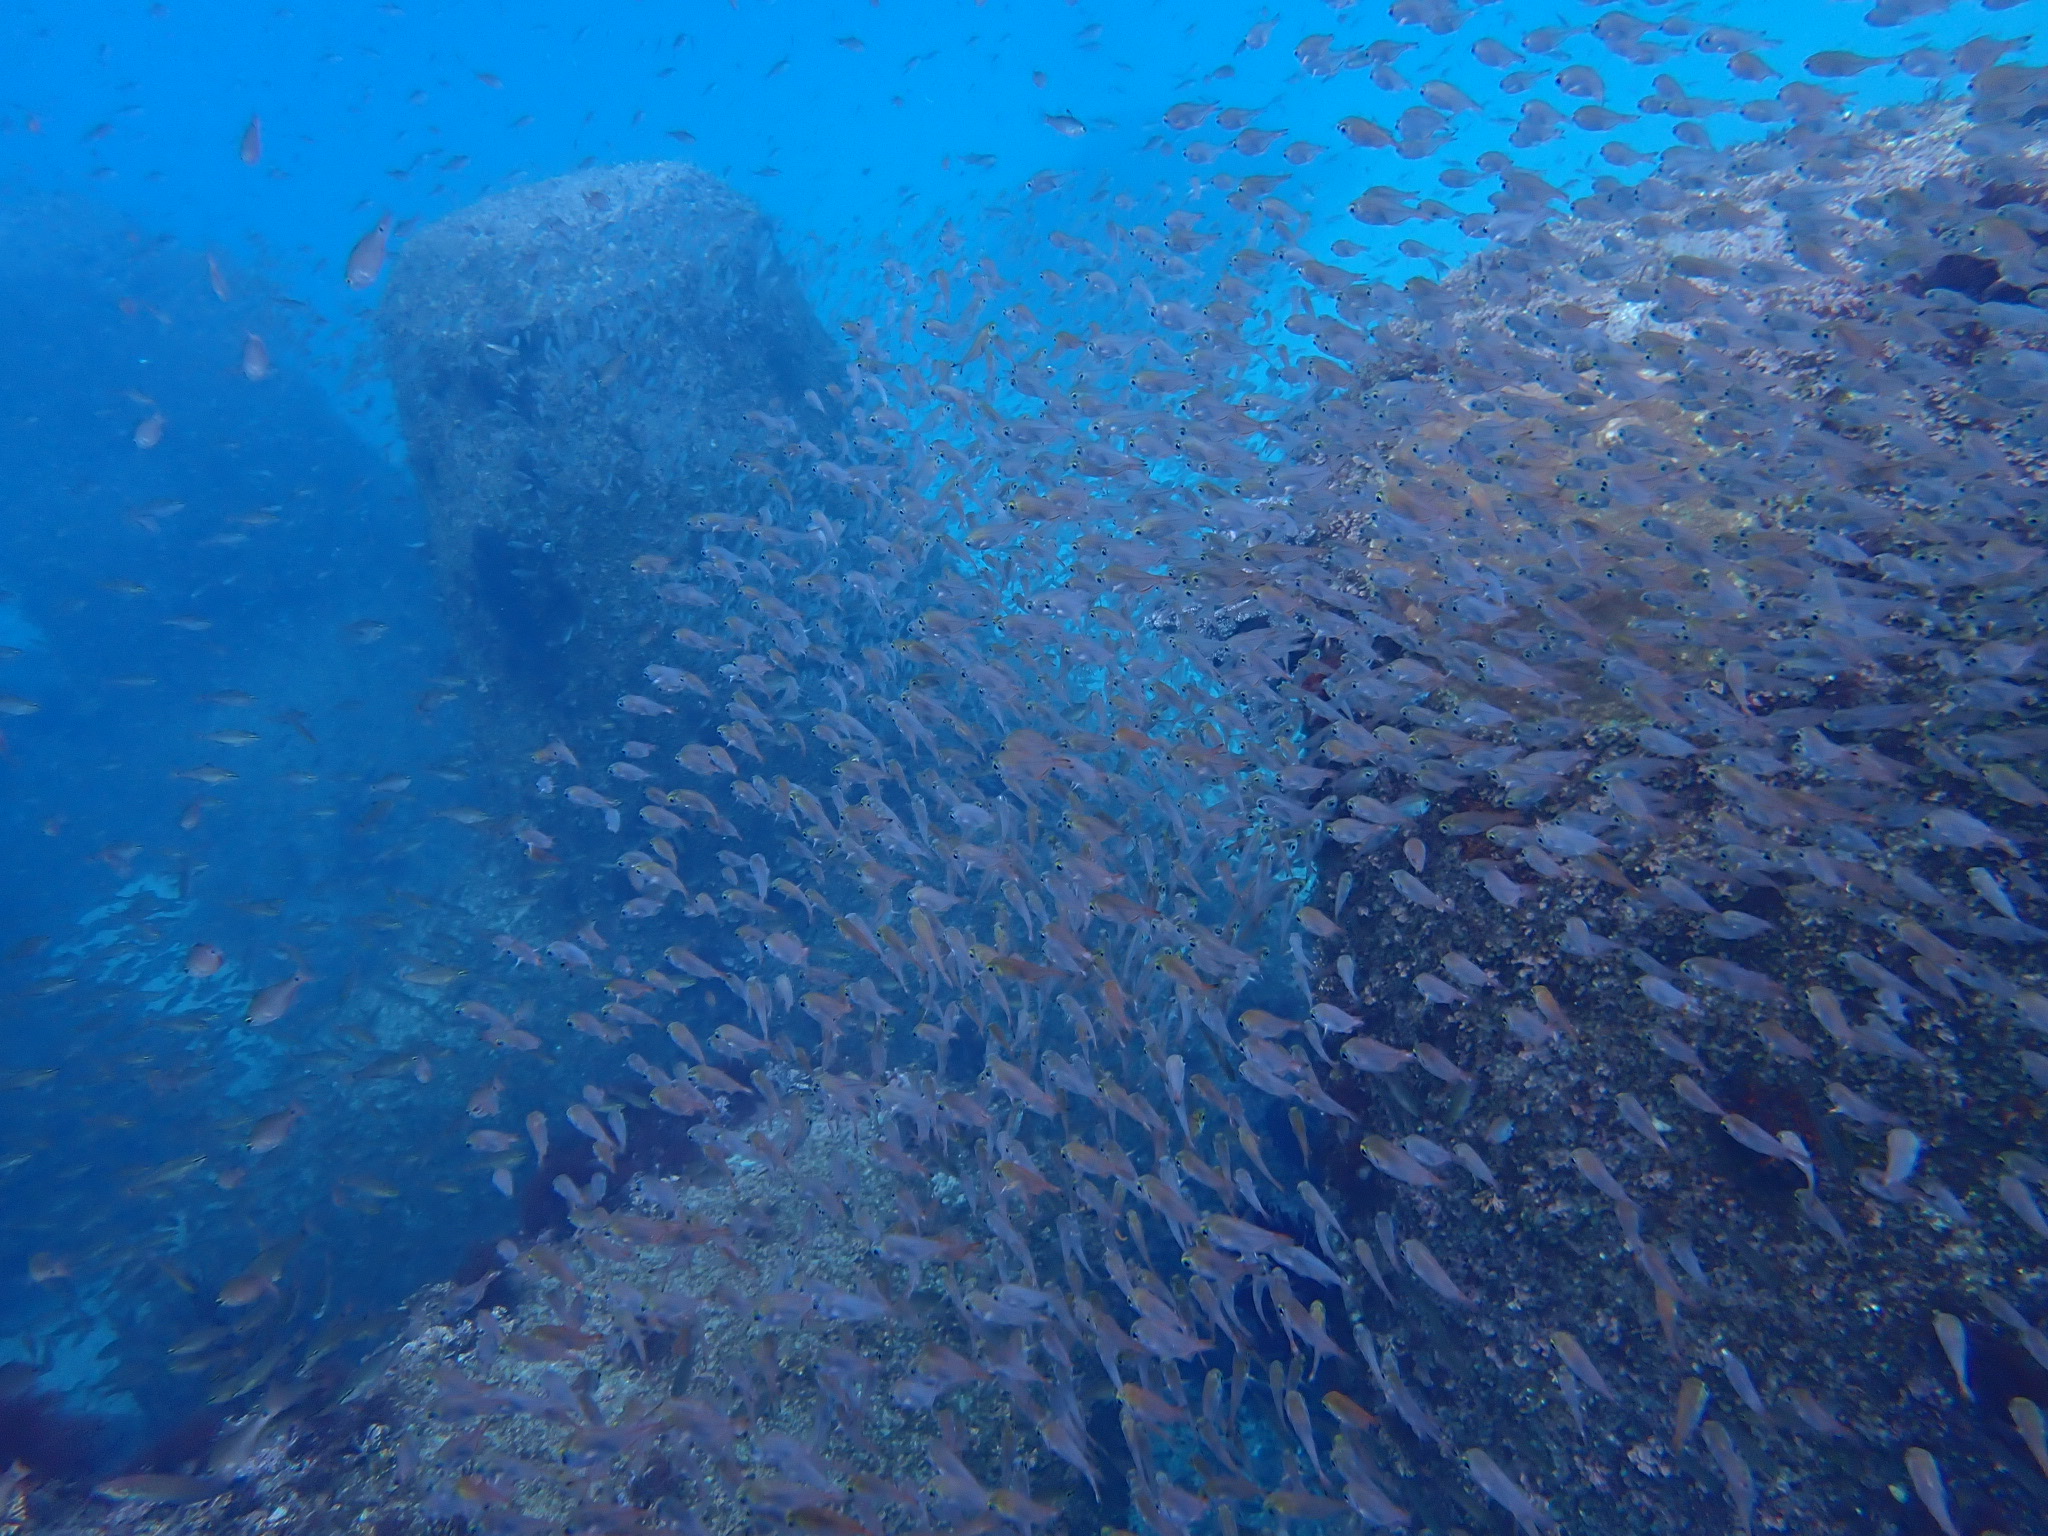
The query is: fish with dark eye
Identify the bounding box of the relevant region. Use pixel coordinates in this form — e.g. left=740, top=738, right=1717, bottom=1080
left=245, top=1104, right=303, bottom=1154
left=1362, top=1135, right=1442, bottom=1189
left=1919, top=807, right=2018, bottom=855
left=345, top=213, right=393, bottom=289
left=1341, top=1036, right=1412, bottom=1074
left=1296, top=905, right=1341, bottom=939
left=245, top=967, right=310, bottom=1026
left=1197, top=1213, right=1286, bottom=1256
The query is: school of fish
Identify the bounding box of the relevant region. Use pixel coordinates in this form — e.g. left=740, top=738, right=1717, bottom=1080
left=9, top=7, right=2048, bottom=1536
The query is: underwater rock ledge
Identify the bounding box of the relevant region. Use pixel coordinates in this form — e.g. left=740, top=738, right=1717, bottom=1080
left=1259, top=74, right=2048, bottom=1536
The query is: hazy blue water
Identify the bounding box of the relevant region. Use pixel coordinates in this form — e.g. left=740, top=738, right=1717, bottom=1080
left=0, top=0, right=2035, bottom=1467
left=1, top=0, right=2011, bottom=434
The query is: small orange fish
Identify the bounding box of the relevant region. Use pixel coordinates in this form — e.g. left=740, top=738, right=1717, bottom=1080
left=184, top=943, right=226, bottom=978
left=239, top=115, right=262, bottom=165
left=1116, top=1381, right=1189, bottom=1425
left=345, top=213, right=393, bottom=290
left=206, top=253, right=231, bottom=301
left=241, top=333, right=271, bottom=382
left=133, top=412, right=166, bottom=449
left=245, top=970, right=309, bottom=1026
left=1323, top=1390, right=1380, bottom=1431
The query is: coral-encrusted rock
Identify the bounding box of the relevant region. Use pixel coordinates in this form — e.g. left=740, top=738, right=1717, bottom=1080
left=382, top=162, right=845, bottom=753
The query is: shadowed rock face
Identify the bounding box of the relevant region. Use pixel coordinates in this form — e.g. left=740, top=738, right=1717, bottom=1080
left=382, top=161, right=845, bottom=751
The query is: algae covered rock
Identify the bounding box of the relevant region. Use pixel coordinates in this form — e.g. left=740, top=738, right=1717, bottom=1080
left=382, top=162, right=845, bottom=749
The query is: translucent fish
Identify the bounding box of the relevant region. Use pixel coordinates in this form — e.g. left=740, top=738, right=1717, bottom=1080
left=1617, top=1093, right=1668, bottom=1151
left=1400, top=1237, right=1473, bottom=1305
left=345, top=213, right=393, bottom=289
left=1904, top=1447, right=1959, bottom=1536
left=1672, top=1378, right=1708, bottom=1451
left=96, top=1475, right=226, bottom=1504
left=1390, top=870, right=1452, bottom=912
left=1932, top=1312, right=1971, bottom=1402
left=1341, top=1037, right=1413, bottom=1075
left=2012, top=1398, right=2048, bottom=1478
left=1701, top=1421, right=1755, bottom=1535
left=1549, top=1330, right=1617, bottom=1402
left=1363, top=1135, right=1441, bottom=1188
left=1462, top=1448, right=1554, bottom=1535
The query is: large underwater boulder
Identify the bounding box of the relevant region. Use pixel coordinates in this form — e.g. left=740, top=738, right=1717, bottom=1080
left=382, top=162, right=846, bottom=753
left=1261, top=83, right=2048, bottom=1536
